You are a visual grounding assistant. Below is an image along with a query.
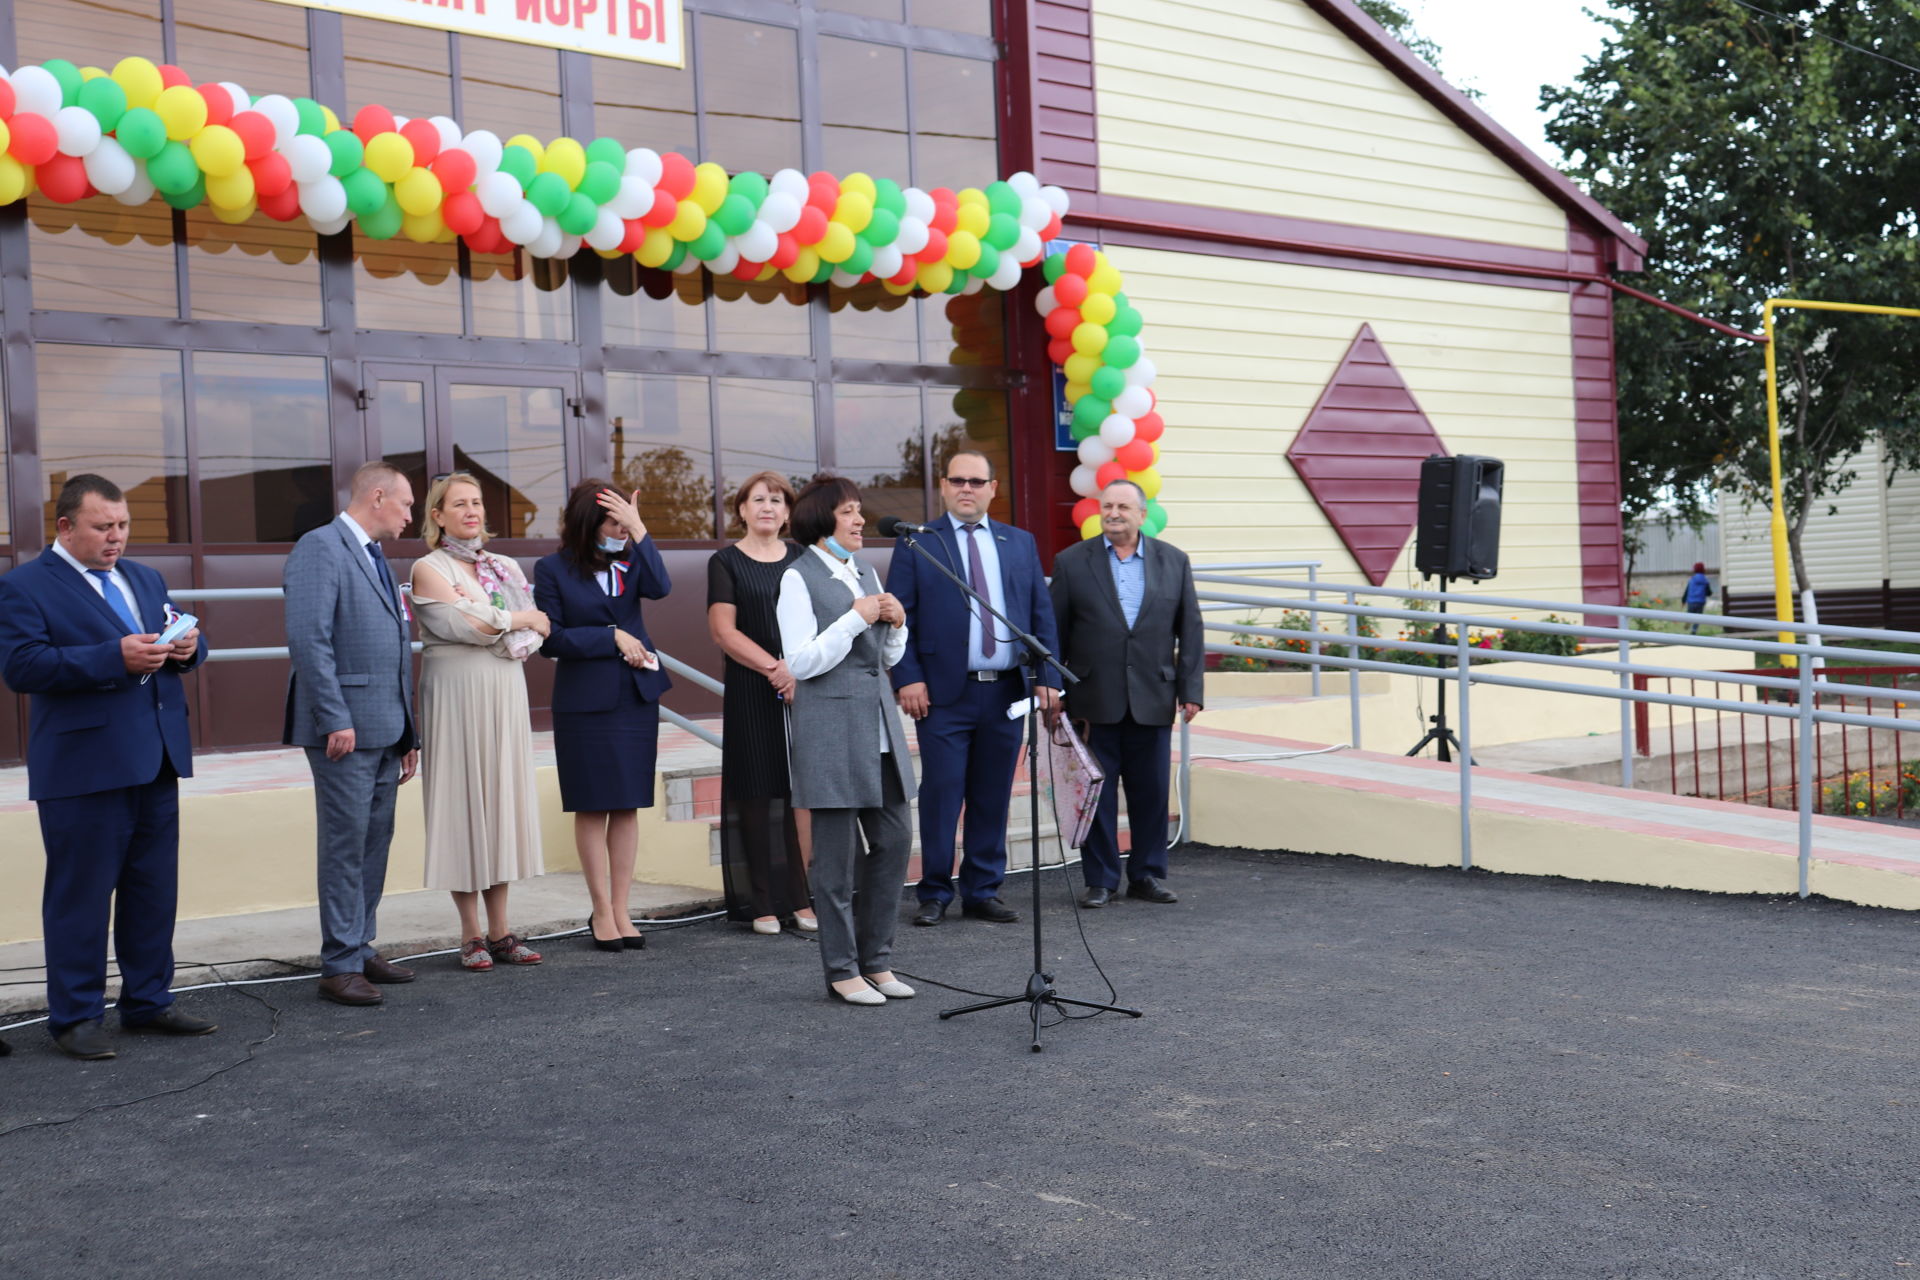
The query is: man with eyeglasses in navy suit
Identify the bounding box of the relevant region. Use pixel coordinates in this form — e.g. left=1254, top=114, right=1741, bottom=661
left=887, top=449, right=1061, bottom=926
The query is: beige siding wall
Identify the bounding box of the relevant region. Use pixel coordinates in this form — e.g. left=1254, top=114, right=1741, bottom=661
left=1116, top=245, right=1584, bottom=599
left=1091, top=0, right=1570, bottom=252
left=1721, top=441, right=1920, bottom=595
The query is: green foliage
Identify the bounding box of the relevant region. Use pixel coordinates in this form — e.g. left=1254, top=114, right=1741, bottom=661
left=1821, top=762, right=1920, bottom=818
left=1499, top=616, right=1580, bottom=656
left=1352, top=0, right=1475, bottom=93
left=1543, top=1, right=1920, bottom=592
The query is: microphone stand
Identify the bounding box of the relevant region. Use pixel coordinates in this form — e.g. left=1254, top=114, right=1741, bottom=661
left=887, top=522, right=1143, bottom=1052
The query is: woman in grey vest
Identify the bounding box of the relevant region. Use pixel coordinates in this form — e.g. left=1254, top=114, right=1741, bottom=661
left=774, top=477, right=918, bottom=1006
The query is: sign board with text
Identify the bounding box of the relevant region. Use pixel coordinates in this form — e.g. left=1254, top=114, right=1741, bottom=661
left=257, top=0, right=684, bottom=68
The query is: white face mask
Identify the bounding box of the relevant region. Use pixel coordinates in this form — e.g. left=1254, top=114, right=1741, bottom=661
left=598, top=535, right=627, bottom=553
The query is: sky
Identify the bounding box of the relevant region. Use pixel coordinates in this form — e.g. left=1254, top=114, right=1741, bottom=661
left=1402, top=0, right=1627, bottom=169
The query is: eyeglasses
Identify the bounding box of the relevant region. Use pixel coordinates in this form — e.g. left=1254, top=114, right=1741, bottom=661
left=944, top=476, right=993, bottom=488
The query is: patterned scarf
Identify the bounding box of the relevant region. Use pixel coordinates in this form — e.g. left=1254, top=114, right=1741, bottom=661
left=439, top=534, right=541, bottom=660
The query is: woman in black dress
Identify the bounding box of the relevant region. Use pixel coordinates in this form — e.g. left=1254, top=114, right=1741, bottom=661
left=707, top=471, right=814, bottom=934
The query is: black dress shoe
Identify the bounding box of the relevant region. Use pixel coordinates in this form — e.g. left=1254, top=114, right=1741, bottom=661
left=53, top=1020, right=114, bottom=1060
left=1125, top=878, right=1178, bottom=904
left=962, top=897, right=1020, bottom=923
left=0, top=1035, right=11, bottom=1056
left=1081, top=886, right=1113, bottom=908
left=620, top=934, right=647, bottom=950
left=912, top=900, right=947, bottom=927
left=125, top=1006, right=218, bottom=1036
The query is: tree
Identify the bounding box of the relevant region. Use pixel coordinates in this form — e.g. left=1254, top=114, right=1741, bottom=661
left=1354, top=0, right=1474, bottom=91
left=1545, top=0, right=1920, bottom=594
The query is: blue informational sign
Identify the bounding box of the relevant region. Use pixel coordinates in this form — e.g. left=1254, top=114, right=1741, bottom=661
left=1048, top=239, right=1092, bottom=452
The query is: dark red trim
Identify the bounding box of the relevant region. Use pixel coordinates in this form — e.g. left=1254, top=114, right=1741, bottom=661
left=1569, top=229, right=1625, bottom=618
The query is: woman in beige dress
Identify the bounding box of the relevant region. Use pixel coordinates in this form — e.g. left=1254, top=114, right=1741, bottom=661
left=410, top=473, right=551, bottom=972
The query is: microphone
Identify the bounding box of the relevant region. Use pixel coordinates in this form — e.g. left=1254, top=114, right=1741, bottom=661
left=875, top=516, right=936, bottom=537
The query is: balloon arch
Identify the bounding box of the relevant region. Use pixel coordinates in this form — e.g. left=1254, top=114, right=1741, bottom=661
left=0, top=54, right=1169, bottom=537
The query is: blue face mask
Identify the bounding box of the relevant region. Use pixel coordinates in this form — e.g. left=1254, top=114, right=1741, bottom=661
left=824, top=535, right=855, bottom=561
left=597, top=535, right=627, bottom=553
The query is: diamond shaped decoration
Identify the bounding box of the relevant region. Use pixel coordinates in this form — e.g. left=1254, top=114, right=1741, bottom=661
left=1286, top=324, right=1446, bottom=586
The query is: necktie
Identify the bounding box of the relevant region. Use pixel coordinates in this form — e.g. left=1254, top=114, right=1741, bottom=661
left=961, top=523, right=996, bottom=659
left=366, top=540, right=396, bottom=604
left=87, top=569, right=141, bottom=634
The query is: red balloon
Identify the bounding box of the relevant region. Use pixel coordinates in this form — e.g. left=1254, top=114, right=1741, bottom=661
left=400, top=118, right=441, bottom=167
left=352, top=104, right=397, bottom=144
left=197, top=84, right=235, bottom=127
left=465, top=215, right=504, bottom=255
left=37, top=153, right=92, bottom=203
left=927, top=186, right=955, bottom=207
left=915, top=227, right=948, bottom=264
left=1044, top=306, right=1082, bottom=340
left=793, top=206, right=829, bottom=245
left=731, top=256, right=762, bottom=282
left=617, top=218, right=645, bottom=254
left=929, top=200, right=957, bottom=235
left=0, top=79, right=17, bottom=120
left=806, top=171, right=838, bottom=206
left=158, top=64, right=192, bottom=89
left=1047, top=337, right=1075, bottom=365
left=229, top=111, right=275, bottom=161
left=641, top=187, right=677, bottom=227
left=6, top=112, right=58, bottom=166
left=441, top=189, right=485, bottom=235
left=1072, top=497, right=1099, bottom=526
left=1114, top=439, right=1153, bottom=471
left=1041, top=212, right=1062, bottom=241
left=1132, top=412, right=1164, bottom=443
left=258, top=183, right=302, bottom=222
left=1064, top=243, right=1098, bottom=277
left=248, top=151, right=293, bottom=197
left=1094, top=461, right=1129, bottom=490
left=1053, top=273, right=1088, bottom=308
left=769, top=232, right=799, bottom=270
left=431, top=147, right=476, bottom=194
left=656, top=151, right=695, bottom=200
left=889, top=261, right=919, bottom=287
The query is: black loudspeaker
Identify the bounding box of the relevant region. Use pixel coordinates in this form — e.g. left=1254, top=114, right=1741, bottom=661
left=1414, top=454, right=1503, bottom=581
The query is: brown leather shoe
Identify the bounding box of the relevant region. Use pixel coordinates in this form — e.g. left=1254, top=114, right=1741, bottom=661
left=317, top=973, right=383, bottom=1006
left=362, top=954, right=415, bottom=984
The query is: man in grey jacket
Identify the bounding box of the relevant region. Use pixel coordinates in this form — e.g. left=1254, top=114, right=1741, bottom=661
left=284, top=462, right=420, bottom=1007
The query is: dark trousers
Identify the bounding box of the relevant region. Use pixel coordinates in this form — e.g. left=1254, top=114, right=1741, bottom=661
left=37, top=763, right=180, bottom=1034
left=307, top=743, right=403, bottom=977
left=914, top=674, right=1024, bottom=906
left=1081, top=715, right=1173, bottom=890
left=809, top=765, right=914, bottom=985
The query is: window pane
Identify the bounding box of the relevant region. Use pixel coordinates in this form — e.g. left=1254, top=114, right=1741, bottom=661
left=15, top=0, right=161, bottom=71
left=820, top=0, right=902, bottom=19
left=195, top=353, right=332, bottom=543
left=909, top=0, right=992, bottom=36
left=37, top=344, right=188, bottom=543
left=834, top=384, right=925, bottom=527
left=602, top=260, right=707, bottom=349
left=821, top=39, right=908, bottom=178
left=830, top=278, right=918, bottom=363
left=471, top=250, right=573, bottom=341
left=458, top=35, right=561, bottom=141
left=922, top=287, right=1005, bottom=367
left=448, top=383, right=567, bottom=539
left=344, top=16, right=452, bottom=121
left=607, top=373, right=716, bottom=540
left=28, top=195, right=177, bottom=318
left=174, top=0, right=312, bottom=99
left=377, top=378, right=431, bottom=531
left=716, top=378, right=815, bottom=501
left=932, top=385, right=1013, bottom=521
left=698, top=17, right=799, bottom=176
left=354, top=232, right=462, bottom=334
left=593, top=15, right=696, bottom=158
left=710, top=272, right=810, bottom=356
left=912, top=52, right=998, bottom=192
left=184, top=206, right=322, bottom=326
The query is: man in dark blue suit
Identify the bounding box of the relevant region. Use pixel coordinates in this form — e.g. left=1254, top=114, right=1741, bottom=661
left=0, top=475, right=212, bottom=1059
left=889, top=450, right=1060, bottom=926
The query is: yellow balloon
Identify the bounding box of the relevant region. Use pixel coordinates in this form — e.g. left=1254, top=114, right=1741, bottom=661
left=402, top=207, right=447, bottom=243
left=668, top=199, right=706, bottom=241
left=816, top=222, right=856, bottom=264
left=1063, top=379, right=1091, bottom=404
left=755, top=263, right=779, bottom=282
left=505, top=133, right=545, bottom=162
left=320, top=105, right=341, bottom=133
left=956, top=186, right=987, bottom=207
left=211, top=197, right=256, bottom=225
left=1128, top=466, right=1162, bottom=500
left=786, top=246, right=821, bottom=280
left=1080, top=513, right=1102, bottom=540
left=364, top=132, right=412, bottom=183
left=191, top=125, right=246, bottom=179
left=1070, top=322, right=1109, bottom=356
left=840, top=172, right=876, bottom=202
left=953, top=202, right=989, bottom=237
left=80, top=66, right=107, bottom=81
left=882, top=278, right=915, bottom=297
left=538, top=136, right=586, bottom=187
left=155, top=84, right=208, bottom=142
left=1086, top=264, right=1123, bottom=295
left=1080, top=292, right=1116, bottom=326
left=396, top=167, right=443, bottom=216
left=690, top=162, right=728, bottom=215
left=830, top=192, right=872, bottom=234
left=917, top=260, right=954, bottom=293
left=112, top=57, right=165, bottom=110
left=1149, top=439, right=1162, bottom=464
left=204, top=165, right=255, bottom=209
left=0, top=155, right=28, bottom=204
left=0, top=121, right=11, bottom=161
left=945, top=230, right=981, bottom=271
left=636, top=225, right=675, bottom=268
left=1063, top=353, right=1100, bottom=384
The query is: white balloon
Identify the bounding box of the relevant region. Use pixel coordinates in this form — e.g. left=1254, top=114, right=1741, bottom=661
left=673, top=251, right=701, bottom=274
left=769, top=168, right=809, bottom=202
left=1012, top=226, right=1042, bottom=264
left=1018, top=196, right=1051, bottom=230
left=82, top=135, right=135, bottom=193
left=903, top=187, right=935, bottom=224
left=284, top=134, right=331, bottom=184
left=1099, top=414, right=1136, bottom=448
left=870, top=244, right=903, bottom=280
left=53, top=106, right=102, bottom=157
left=219, top=82, right=250, bottom=113
left=585, top=206, right=625, bottom=251
left=894, top=216, right=929, bottom=256
left=501, top=202, right=544, bottom=245
left=429, top=115, right=463, bottom=153
left=528, top=217, right=564, bottom=258
left=111, top=162, right=155, bottom=207
left=609, top=175, right=652, bottom=219
left=1077, top=437, right=1114, bottom=467
left=1007, top=171, right=1040, bottom=197
left=253, top=95, right=299, bottom=147
left=961, top=277, right=985, bottom=295
left=1124, top=357, right=1157, bottom=389
left=309, top=213, right=352, bottom=236
left=737, top=220, right=778, bottom=263
left=1040, top=185, right=1071, bottom=216
left=392, top=114, right=409, bottom=130
left=1113, top=386, right=1152, bottom=419
left=830, top=267, right=862, bottom=288
left=10, top=66, right=63, bottom=119
left=557, top=233, right=583, bottom=258
left=624, top=147, right=663, bottom=187
left=297, top=176, right=348, bottom=223
left=462, top=130, right=504, bottom=178
left=476, top=171, right=525, bottom=218
left=988, top=254, right=1023, bottom=292
left=758, top=192, right=801, bottom=234
left=712, top=245, right=742, bottom=275
left=1035, top=285, right=1058, bottom=316
left=1069, top=464, right=1100, bottom=499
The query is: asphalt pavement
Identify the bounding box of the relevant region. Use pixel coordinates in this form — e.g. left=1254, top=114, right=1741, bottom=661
left=2, top=846, right=1917, bottom=1279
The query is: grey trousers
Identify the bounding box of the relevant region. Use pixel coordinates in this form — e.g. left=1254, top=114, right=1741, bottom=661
left=808, top=765, right=913, bottom=985
left=307, top=743, right=403, bottom=977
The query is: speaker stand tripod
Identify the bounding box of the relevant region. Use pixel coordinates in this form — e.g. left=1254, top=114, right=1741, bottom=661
left=1404, top=576, right=1476, bottom=765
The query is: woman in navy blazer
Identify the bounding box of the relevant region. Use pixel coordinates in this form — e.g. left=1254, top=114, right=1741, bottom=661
left=534, top=480, right=672, bottom=951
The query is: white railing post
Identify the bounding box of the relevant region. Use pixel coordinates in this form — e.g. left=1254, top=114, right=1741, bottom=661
left=1618, top=637, right=1634, bottom=789
left=1457, top=613, right=1473, bottom=870
left=1307, top=564, right=1321, bottom=698
left=1797, top=657, right=1816, bottom=899
left=1346, top=591, right=1361, bottom=748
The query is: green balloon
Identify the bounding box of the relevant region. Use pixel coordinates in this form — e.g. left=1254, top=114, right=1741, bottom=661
left=526, top=172, right=571, bottom=217
left=810, top=259, right=834, bottom=284
left=943, top=270, right=968, bottom=294
left=77, top=76, right=128, bottom=131
left=42, top=60, right=83, bottom=108
left=972, top=241, right=1001, bottom=278
left=293, top=98, right=327, bottom=136
left=688, top=221, right=727, bottom=261
left=324, top=129, right=364, bottom=178
left=1090, top=366, right=1126, bottom=400
left=727, top=170, right=768, bottom=206
left=498, top=145, right=538, bottom=186
left=360, top=191, right=403, bottom=240
left=660, top=241, right=688, bottom=272
left=1070, top=417, right=1098, bottom=442
left=585, top=136, right=626, bottom=170
left=1108, top=305, right=1143, bottom=338
left=342, top=168, right=389, bottom=216
left=578, top=160, right=621, bottom=205
left=558, top=191, right=599, bottom=236
left=985, top=212, right=1020, bottom=252
left=1042, top=252, right=1067, bottom=283
left=1103, top=335, right=1142, bottom=369
left=842, top=238, right=874, bottom=277
left=1071, top=395, right=1111, bottom=432
left=714, top=193, right=755, bottom=237
left=147, top=141, right=200, bottom=194
left=861, top=207, right=899, bottom=246
left=985, top=181, right=1021, bottom=219
left=1143, top=498, right=1167, bottom=535
left=871, top=178, right=905, bottom=218
left=114, top=106, right=167, bottom=159
left=161, top=173, right=205, bottom=211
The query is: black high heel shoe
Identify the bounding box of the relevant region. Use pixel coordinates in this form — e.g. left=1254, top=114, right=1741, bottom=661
left=586, top=923, right=624, bottom=952
left=620, top=934, right=647, bottom=950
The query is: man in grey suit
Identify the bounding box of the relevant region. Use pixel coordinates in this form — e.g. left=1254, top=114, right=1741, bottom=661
left=1049, top=479, right=1203, bottom=909
left=284, top=462, right=420, bottom=1007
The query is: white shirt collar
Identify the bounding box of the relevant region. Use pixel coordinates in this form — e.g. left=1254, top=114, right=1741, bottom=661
left=49, top=538, right=116, bottom=580
left=338, top=511, right=374, bottom=549
left=946, top=512, right=992, bottom=535
left=808, top=543, right=863, bottom=583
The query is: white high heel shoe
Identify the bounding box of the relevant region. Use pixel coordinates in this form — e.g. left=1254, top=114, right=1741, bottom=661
left=751, top=917, right=781, bottom=935
left=792, top=914, right=819, bottom=933
left=865, top=976, right=915, bottom=999
left=829, top=983, right=886, bottom=1006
